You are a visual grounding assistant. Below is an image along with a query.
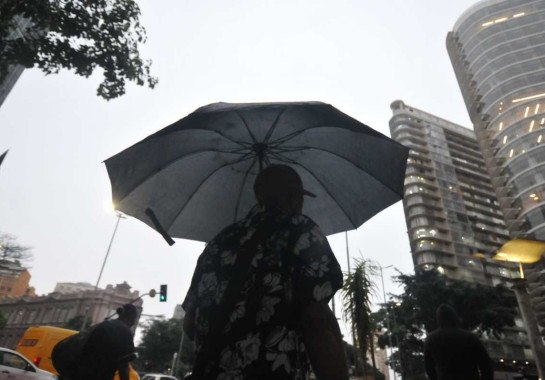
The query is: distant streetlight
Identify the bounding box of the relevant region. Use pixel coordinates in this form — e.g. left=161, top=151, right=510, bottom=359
left=473, top=238, right=545, bottom=378
left=81, top=212, right=126, bottom=330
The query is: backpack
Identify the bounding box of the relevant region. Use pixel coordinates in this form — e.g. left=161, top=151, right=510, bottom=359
left=51, top=325, right=97, bottom=378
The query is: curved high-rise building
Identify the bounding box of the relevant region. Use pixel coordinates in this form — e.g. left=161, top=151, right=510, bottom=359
left=447, top=0, right=545, bottom=375
left=447, top=0, right=545, bottom=240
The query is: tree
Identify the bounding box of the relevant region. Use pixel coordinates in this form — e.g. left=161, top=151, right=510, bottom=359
left=374, top=269, right=518, bottom=379
left=135, top=318, right=195, bottom=377
left=341, top=258, right=380, bottom=378
left=0, top=0, right=158, bottom=100
left=0, top=232, right=32, bottom=263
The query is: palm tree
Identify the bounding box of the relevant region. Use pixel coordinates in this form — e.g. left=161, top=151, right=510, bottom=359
left=342, top=258, right=379, bottom=378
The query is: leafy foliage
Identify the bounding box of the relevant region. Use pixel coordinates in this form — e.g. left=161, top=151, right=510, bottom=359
left=341, top=258, right=380, bottom=377
left=0, top=233, right=32, bottom=263
left=135, top=318, right=195, bottom=377
left=374, top=270, right=517, bottom=379
left=0, top=0, right=158, bottom=99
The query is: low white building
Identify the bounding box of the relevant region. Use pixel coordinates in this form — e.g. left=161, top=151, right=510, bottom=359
left=0, top=281, right=142, bottom=348
left=54, top=282, right=96, bottom=294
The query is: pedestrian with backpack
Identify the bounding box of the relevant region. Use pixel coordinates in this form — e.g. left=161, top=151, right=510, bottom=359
left=52, top=303, right=139, bottom=380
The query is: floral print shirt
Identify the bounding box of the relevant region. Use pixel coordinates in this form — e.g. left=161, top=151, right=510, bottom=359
left=182, top=205, right=343, bottom=380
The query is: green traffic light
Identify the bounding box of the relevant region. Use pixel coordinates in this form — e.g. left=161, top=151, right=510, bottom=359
left=159, top=284, right=167, bottom=302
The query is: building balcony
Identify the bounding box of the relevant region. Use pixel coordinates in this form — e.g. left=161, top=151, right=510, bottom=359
left=504, top=207, right=522, bottom=219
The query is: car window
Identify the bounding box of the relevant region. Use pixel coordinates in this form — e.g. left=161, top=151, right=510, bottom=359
left=0, top=351, right=29, bottom=370
left=160, top=377, right=175, bottom=380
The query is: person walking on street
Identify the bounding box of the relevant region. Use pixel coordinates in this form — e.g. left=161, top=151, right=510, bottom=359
left=76, top=303, right=138, bottom=380
left=182, top=164, right=346, bottom=380
left=424, top=304, right=493, bottom=380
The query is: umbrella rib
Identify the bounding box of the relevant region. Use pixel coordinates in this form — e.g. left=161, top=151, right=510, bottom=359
left=269, top=152, right=357, bottom=229
left=275, top=145, right=404, bottom=197
left=263, top=107, right=287, bottom=143
left=268, top=130, right=304, bottom=146
left=115, top=149, right=252, bottom=204
left=268, top=123, right=379, bottom=146
left=207, top=129, right=253, bottom=147
left=233, top=156, right=258, bottom=222
left=272, top=146, right=307, bottom=152
left=235, top=111, right=258, bottom=143
left=151, top=128, right=251, bottom=148
left=167, top=155, right=255, bottom=232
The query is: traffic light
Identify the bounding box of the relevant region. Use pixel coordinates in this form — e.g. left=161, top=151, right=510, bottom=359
left=159, top=284, right=167, bottom=302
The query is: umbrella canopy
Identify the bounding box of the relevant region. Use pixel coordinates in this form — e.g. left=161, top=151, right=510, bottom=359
left=105, top=101, right=408, bottom=243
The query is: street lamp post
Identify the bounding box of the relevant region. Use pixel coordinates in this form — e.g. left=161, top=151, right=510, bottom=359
left=81, top=212, right=125, bottom=330
left=511, top=278, right=545, bottom=379
left=474, top=238, right=545, bottom=378
left=94, top=212, right=125, bottom=290
left=379, top=265, right=396, bottom=380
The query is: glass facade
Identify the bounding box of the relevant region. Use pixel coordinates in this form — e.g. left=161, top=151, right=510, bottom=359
left=447, top=0, right=545, bottom=372
left=447, top=0, right=545, bottom=239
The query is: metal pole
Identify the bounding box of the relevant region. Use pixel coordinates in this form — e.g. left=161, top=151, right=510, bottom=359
left=380, top=266, right=396, bottom=380
left=512, top=279, right=545, bottom=378
left=170, top=353, right=178, bottom=376
left=345, top=231, right=351, bottom=273
left=391, top=307, right=403, bottom=378
left=81, top=213, right=124, bottom=330
left=94, top=213, right=124, bottom=289
left=172, top=328, right=186, bottom=376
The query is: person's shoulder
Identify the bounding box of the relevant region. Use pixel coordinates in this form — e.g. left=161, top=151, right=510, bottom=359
left=427, top=327, right=478, bottom=342
left=425, top=327, right=455, bottom=342
left=203, top=221, right=243, bottom=251
left=425, top=328, right=441, bottom=343
left=101, top=319, right=131, bottom=333
left=461, top=329, right=484, bottom=343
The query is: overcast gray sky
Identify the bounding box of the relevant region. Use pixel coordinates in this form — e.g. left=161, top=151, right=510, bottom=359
left=0, top=0, right=479, bottom=336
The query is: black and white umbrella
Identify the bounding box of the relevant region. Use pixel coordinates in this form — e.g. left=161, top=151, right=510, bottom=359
left=104, top=102, right=408, bottom=244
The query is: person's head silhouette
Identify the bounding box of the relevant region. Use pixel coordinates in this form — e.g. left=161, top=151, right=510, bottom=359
left=254, top=164, right=315, bottom=214
left=436, top=304, right=460, bottom=328
left=117, top=304, right=139, bottom=327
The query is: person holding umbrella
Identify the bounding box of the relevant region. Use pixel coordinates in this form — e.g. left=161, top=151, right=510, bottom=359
left=104, top=101, right=409, bottom=378
left=182, top=164, right=347, bottom=380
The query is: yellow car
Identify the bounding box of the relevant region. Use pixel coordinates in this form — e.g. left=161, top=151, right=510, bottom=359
left=16, top=325, right=139, bottom=380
